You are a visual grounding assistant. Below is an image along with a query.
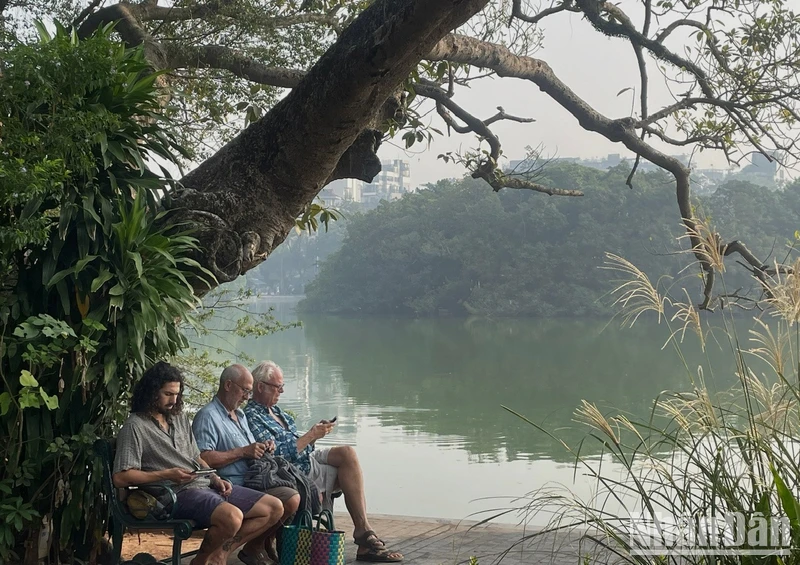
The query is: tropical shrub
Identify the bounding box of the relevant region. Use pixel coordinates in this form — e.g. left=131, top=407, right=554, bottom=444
left=0, top=24, right=205, bottom=562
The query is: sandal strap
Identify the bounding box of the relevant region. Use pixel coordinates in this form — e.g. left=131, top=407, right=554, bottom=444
left=354, top=530, right=386, bottom=548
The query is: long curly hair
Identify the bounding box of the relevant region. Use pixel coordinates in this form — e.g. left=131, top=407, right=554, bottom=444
left=131, top=361, right=185, bottom=415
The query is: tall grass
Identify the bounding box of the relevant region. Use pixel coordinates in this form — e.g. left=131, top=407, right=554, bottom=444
left=494, top=236, right=800, bottom=564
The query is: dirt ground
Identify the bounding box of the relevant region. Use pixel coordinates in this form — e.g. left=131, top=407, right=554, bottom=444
left=119, top=530, right=203, bottom=561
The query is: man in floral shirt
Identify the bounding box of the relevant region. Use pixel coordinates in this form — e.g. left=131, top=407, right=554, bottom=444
left=244, top=361, right=403, bottom=563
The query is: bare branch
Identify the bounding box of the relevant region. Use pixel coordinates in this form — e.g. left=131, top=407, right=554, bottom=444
left=489, top=175, right=583, bottom=196
left=427, top=33, right=738, bottom=303
left=71, top=0, right=105, bottom=28
left=416, top=81, right=577, bottom=196
left=509, top=0, right=575, bottom=25
left=655, top=18, right=701, bottom=43
left=575, top=0, right=713, bottom=96
left=483, top=107, right=536, bottom=126
left=415, top=81, right=501, bottom=166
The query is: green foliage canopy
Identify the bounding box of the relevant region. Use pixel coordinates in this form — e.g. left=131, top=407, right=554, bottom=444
left=303, top=163, right=800, bottom=317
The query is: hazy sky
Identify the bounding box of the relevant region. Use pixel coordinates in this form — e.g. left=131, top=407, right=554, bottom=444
left=380, top=3, right=736, bottom=187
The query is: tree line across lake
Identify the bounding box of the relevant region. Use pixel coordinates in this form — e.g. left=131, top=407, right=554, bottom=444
left=297, top=162, right=800, bottom=317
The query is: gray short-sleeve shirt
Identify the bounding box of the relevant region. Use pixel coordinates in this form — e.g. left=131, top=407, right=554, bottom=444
left=113, top=412, right=210, bottom=490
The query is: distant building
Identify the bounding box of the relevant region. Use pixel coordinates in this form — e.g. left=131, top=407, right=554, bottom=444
left=361, top=160, right=411, bottom=206
left=320, top=178, right=361, bottom=205
left=323, top=159, right=412, bottom=207
left=733, top=152, right=779, bottom=188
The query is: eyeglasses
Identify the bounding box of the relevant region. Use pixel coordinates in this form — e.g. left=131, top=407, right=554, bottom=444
left=262, top=382, right=284, bottom=393
left=230, top=381, right=253, bottom=398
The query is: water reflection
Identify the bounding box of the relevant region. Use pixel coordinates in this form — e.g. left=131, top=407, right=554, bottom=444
left=218, top=308, right=746, bottom=464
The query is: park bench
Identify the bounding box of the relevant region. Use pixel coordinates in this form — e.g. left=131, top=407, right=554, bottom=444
left=94, top=439, right=203, bottom=565
left=95, top=438, right=341, bottom=564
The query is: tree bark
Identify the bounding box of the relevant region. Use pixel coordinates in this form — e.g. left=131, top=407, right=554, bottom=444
left=163, top=0, right=488, bottom=289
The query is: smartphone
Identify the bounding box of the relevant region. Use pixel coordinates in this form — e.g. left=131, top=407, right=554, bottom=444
left=329, top=416, right=337, bottom=423
left=192, top=468, right=216, bottom=476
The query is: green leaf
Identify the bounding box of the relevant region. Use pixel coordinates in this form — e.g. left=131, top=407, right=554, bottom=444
left=108, top=283, right=125, bottom=296
left=82, top=318, right=106, bottom=331
left=90, top=269, right=114, bottom=292
left=19, top=390, right=41, bottom=410
left=74, top=255, right=99, bottom=273
left=127, top=251, right=143, bottom=277
left=33, top=19, right=51, bottom=41
left=13, top=324, right=39, bottom=339
left=39, top=388, right=59, bottom=410
left=0, top=392, right=12, bottom=416
left=46, top=268, right=72, bottom=289
left=772, top=466, right=800, bottom=531
left=20, top=370, right=39, bottom=388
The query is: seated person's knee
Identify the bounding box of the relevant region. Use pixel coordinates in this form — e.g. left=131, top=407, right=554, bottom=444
left=211, top=502, right=244, bottom=537
left=341, top=445, right=358, bottom=461
left=284, top=494, right=300, bottom=516
left=254, top=494, right=284, bottom=520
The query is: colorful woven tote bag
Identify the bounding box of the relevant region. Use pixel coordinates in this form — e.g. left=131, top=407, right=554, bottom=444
left=280, top=510, right=345, bottom=565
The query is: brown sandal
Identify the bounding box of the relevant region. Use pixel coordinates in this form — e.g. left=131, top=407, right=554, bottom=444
left=354, top=530, right=403, bottom=562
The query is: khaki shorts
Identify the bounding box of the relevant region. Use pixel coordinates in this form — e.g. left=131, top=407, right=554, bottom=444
left=265, top=486, right=298, bottom=503
left=307, top=448, right=339, bottom=511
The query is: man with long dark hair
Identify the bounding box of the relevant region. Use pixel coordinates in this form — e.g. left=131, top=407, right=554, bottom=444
left=114, top=361, right=282, bottom=565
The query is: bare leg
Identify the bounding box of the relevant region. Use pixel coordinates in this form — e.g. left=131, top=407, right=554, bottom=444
left=190, top=503, right=243, bottom=565
left=326, top=446, right=402, bottom=561
left=326, top=446, right=369, bottom=534
left=235, top=495, right=284, bottom=559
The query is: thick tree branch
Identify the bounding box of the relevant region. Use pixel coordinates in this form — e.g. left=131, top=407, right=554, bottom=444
left=164, top=0, right=489, bottom=289
left=164, top=44, right=305, bottom=87
left=78, top=3, right=168, bottom=66
left=138, top=5, right=336, bottom=26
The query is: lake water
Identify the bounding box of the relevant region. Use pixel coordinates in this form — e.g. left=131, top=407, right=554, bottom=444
left=197, top=298, right=759, bottom=526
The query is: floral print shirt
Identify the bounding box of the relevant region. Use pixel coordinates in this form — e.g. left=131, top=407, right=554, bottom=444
left=244, top=402, right=313, bottom=475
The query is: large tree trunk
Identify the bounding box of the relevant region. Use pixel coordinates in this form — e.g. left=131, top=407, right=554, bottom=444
left=166, top=0, right=488, bottom=289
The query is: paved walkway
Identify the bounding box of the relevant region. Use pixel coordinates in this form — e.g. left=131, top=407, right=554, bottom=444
left=126, top=514, right=593, bottom=565
left=301, top=513, right=590, bottom=565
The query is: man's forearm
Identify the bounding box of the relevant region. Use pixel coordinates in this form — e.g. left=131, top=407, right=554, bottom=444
left=199, top=448, right=245, bottom=469
left=296, top=434, right=313, bottom=453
